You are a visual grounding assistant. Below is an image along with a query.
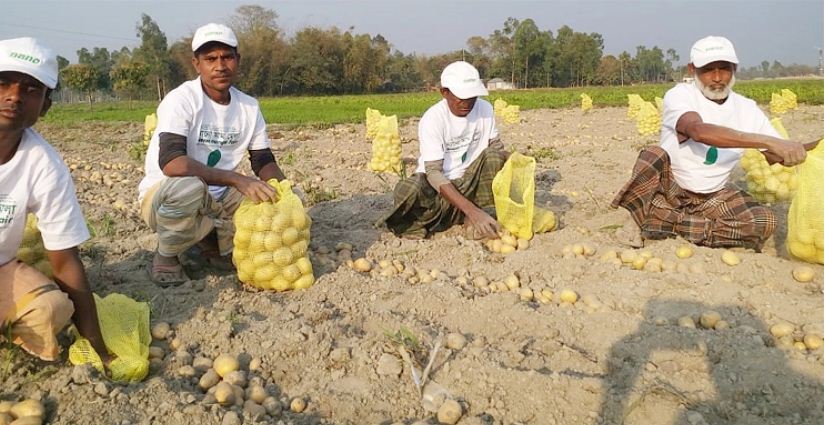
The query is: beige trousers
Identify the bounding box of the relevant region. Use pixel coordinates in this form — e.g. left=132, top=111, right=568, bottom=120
left=140, top=176, right=244, bottom=257
left=0, top=260, right=75, bottom=361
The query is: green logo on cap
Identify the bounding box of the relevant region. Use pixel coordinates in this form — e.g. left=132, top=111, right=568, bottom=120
left=9, top=52, right=41, bottom=64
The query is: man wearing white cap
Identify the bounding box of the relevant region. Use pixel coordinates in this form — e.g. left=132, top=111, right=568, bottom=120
left=612, top=36, right=816, bottom=251
left=0, top=38, right=110, bottom=364
left=384, top=61, right=507, bottom=239
left=138, top=23, right=288, bottom=284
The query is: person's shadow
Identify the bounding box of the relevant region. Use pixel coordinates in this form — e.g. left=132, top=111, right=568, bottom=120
left=598, top=299, right=823, bottom=425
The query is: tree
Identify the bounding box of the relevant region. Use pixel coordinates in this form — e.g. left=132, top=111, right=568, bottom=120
left=488, top=17, right=520, bottom=85
left=56, top=55, right=69, bottom=71
left=596, top=55, right=621, bottom=85
left=110, top=61, right=150, bottom=108
left=61, top=64, right=97, bottom=109
left=77, top=47, right=113, bottom=91
left=228, top=4, right=289, bottom=96
left=512, top=19, right=546, bottom=88
left=133, top=14, right=170, bottom=100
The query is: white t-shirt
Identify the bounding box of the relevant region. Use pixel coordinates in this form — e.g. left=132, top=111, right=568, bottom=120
left=661, top=82, right=780, bottom=193
left=0, top=129, right=90, bottom=266
left=138, top=78, right=271, bottom=201
left=415, top=98, right=499, bottom=180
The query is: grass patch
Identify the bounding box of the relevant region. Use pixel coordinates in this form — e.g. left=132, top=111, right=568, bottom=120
left=42, top=79, right=823, bottom=127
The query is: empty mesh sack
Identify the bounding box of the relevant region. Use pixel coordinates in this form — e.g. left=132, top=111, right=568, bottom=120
left=368, top=114, right=402, bottom=173
left=787, top=141, right=823, bottom=264
left=15, top=214, right=52, bottom=278
left=69, top=293, right=151, bottom=382
left=233, top=179, right=315, bottom=291
left=492, top=152, right=536, bottom=240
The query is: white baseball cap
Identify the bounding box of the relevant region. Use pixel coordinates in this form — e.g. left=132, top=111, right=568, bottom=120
left=191, top=23, right=238, bottom=52
left=440, top=61, right=488, bottom=100
left=690, top=36, right=739, bottom=68
left=0, top=37, right=58, bottom=89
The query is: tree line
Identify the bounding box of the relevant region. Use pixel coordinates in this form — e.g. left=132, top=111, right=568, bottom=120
left=56, top=5, right=821, bottom=107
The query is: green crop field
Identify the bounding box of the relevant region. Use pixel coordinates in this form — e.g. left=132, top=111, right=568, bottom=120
left=43, top=79, right=823, bottom=127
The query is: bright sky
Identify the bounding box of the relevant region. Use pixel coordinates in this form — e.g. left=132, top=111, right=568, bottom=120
left=2, top=0, right=823, bottom=68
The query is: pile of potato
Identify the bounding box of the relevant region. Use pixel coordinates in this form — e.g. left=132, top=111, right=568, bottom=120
left=580, top=93, right=593, bottom=112
left=769, top=321, right=823, bottom=352
left=233, top=180, right=315, bottom=291
left=635, top=101, right=661, bottom=136
left=484, top=229, right=530, bottom=255
left=15, top=214, right=52, bottom=278
left=0, top=399, right=45, bottom=425
left=368, top=114, right=403, bottom=174
left=769, top=89, right=798, bottom=115
left=143, top=113, right=157, bottom=146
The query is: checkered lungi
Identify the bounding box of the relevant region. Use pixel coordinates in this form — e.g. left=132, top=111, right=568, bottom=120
left=384, top=148, right=505, bottom=238
left=140, top=176, right=244, bottom=257
left=611, top=146, right=776, bottom=251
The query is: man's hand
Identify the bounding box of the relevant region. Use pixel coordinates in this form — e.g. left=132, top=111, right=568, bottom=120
left=766, top=139, right=807, bottom=166
left=234, top=175, right=277, bottom=203
left=464, top=206, right=500, bottom=239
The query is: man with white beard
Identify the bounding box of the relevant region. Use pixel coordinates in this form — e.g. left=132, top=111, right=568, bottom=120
left=611, top=36, right=817, bottom=251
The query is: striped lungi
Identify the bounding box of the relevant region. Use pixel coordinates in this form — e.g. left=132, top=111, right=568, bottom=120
left=383, top=148, right=505, bottom=238
left=611, top=146, right=776, bottom=251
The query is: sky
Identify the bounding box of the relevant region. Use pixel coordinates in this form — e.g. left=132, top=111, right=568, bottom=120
left=2, top=0, right=823, bottom=69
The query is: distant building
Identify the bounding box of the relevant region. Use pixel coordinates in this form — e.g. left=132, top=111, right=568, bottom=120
left=682, top=76, right=694, bottom=83
left=487, top=78, right=515, bottom=91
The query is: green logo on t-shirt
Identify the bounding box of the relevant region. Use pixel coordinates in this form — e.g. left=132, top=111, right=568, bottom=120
left=206, top=149, right=221, bottom=167
left=704, top=146, right=718, bottom=165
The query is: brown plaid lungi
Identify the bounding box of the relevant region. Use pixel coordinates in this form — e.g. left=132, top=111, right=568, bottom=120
left=611, top=146, right=776, bottom=251
left=384, top=148, right=505, bottom=238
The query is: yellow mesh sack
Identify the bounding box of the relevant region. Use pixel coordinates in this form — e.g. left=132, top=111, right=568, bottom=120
left=740, top=118, right=797, bottom=203
left=532, top=207, right=557, bottom=233
left=15, top=214, right=52, bottom=278
left=580, top=93, right=593, bottom=112
left=69, top=293, right=151, bottom=383
left=636, top=101, right=660, bottom=136
left=368, top=114, right=402, bottom=173
left=365, top=108, right=382, bottom=140
left=781, top=89, right=798, bottom=110
left=503, top=105, right=520, bottom=124
left=494, top=98, right=508, bottom=117
left=493, top=152, right=536, bottom=240
left=233, top=179, right=315, bottom=291
left=627, top=94, right=644, bottom=120
left=787, top=141, right=823, bottom=264
left=143, top=113, right=157, bottom=146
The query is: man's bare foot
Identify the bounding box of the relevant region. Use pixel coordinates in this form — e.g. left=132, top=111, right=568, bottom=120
left=148, top=252, right=189, bottom=286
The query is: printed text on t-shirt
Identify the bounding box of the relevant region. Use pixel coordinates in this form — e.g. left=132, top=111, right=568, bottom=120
left=198, top=124, right=240, bottom=147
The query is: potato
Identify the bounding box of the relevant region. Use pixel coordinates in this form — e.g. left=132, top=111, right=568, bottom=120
left=214, top=382, right=235, bottom=406
left=472, top=276, right=488, bottom=288
left=353, top=258, right=372, bottom=272
left=770, top=322, right=795, bottom=338
left=516, top=238, right=530, bottom=251
left=445, top=333, right=467, bottom=350
left=290, top=397, right=307, bottom=413
left=678, top=316, right=696, bottom=328
left=600, top=250, right=618, bottom=262
left=582, top=243, right=596, bottom=256
left=500, top=244, right=516, bottom=255
left=792, top=266, right=815, bottom=283
left=675, top=245, right=694, bottom=259
left=540, top=289, right=553, bottom=302
left=488, top=239, right=503, bottom=253
left=639, top=251, right=653, bottom=260
left=572, top=243, right=585, bottom=256
left=558, top=289, right=578, bottom=304
left=803, top=334, right=823, bottom=350
left=437, top=399, right=463, bottom=425
left=150, top=322, right=171, bottom=340
left=213, top=354, right=239, bottom=378
left=501, top=234, right=518, bottom=248
left=631, top=257, right=647, bottom=270
left=504, top=274, right=520, bottom=290
left=246, top=385, right=268, bottom=404
left=699, top=311, right=721, bottom=329
left=199, top=370, right=220, bottom=391
left=620, top=249, right=638, bottom=264
left=9, top=417, right=41, bottom=425
left=519, top=288, right=534, bottom=302
left=224, top=370, right=247, bottom=388
left=9, top=400, right=44, bottom=420
left=721, top=250, right=740, bottom=266
left=714, top=320, right=730, bottom=330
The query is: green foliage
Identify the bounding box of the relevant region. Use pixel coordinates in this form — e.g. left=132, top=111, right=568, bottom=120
left=44, top=79, right=823, bottom=126
left=60, top=63, right=98, bottom=109
left=384, top=326, right=421, bottom=352
left=111, top=61, right=151, bottom=102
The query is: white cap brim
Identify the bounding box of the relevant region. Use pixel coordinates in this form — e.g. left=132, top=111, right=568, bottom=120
left=0, top=62, right=56, bottom=89
left=693, top=54, right=738, bottom=68
left=449, top=83, right=488, bottom=100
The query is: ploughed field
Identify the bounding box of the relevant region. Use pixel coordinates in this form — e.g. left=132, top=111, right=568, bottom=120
left=2, top=104, right=823, bottom=425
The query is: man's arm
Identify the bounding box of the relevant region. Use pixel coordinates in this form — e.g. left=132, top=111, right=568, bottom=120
left=249, top=148, right=285, bottom=182
left=46, top=247, right=110, bottom=364
left=676, top=111, right=807, bottom=166
left=158, top=132, right=276, bottom=203
left=425, top=160, right=499, bottom=238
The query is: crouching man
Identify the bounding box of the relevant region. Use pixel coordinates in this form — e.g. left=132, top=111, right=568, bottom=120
left=384, top=61, right=508, bottom=239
